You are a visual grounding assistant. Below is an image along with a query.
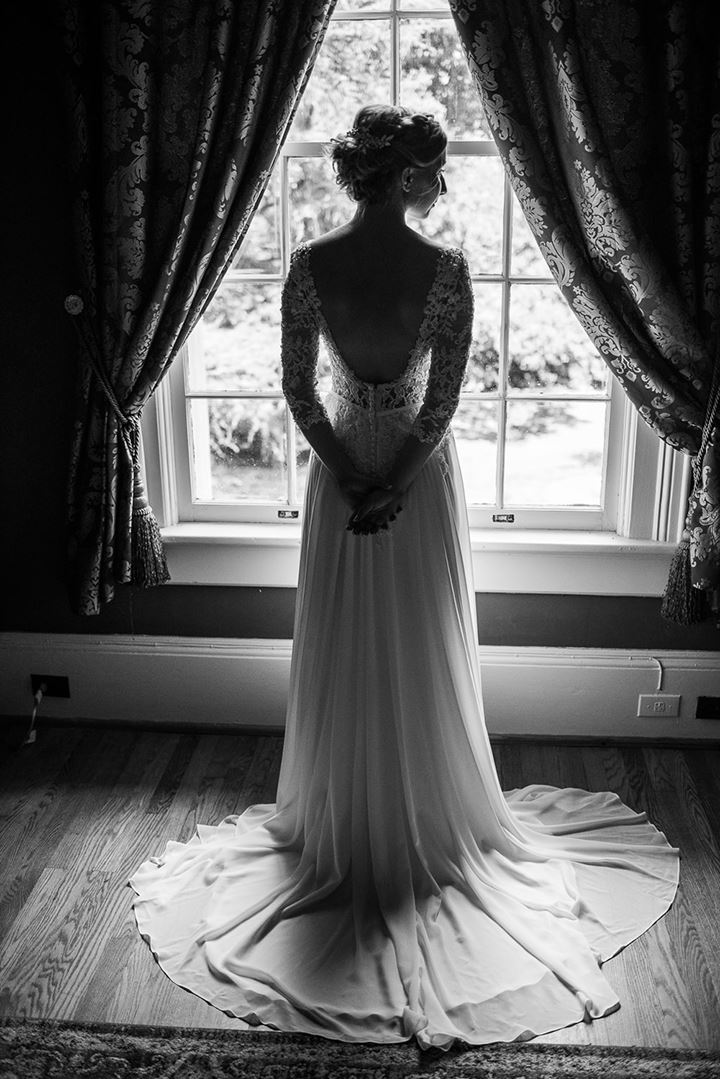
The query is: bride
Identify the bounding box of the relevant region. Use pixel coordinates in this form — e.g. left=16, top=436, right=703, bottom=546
left=130, top=105, right=679, bottom=1050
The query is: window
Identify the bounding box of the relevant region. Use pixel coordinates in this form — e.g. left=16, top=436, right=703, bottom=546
left=143, top=0, right=687, bottom=585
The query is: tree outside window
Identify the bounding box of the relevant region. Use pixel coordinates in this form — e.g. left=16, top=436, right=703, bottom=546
left=183, top=5, right=613, bottom=527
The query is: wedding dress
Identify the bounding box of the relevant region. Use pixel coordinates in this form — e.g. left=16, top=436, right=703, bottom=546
left=130, top=243, right=680, bottom=1049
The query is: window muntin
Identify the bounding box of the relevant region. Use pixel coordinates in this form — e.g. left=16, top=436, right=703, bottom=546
left=179, top=5, right=616, bottom=529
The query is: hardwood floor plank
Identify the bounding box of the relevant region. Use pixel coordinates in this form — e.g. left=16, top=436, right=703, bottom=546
left=0, top=867, right=67, bottom=1018
left=0, top=865, right=119, bottom=1019
left=51, top=732, right=205, bottom=875
left=73, top=918, right=143, bottom=1024
left=58, top=737, right=181, bottom=858
left=645, top=752, right=720, bottom=916
left=109, top=911, right=250, bottom=1030
left=604, top=745, right=655, bottom=817
left=605, top=931, right=666, bottom=1047
left=588, top=950, right=647, bottom=1048
left=616, top=747, right=720, bottom=1048
left=493, top=742, right=526, bottom=794
left=646, top=908, right=716, bottom=1049
left=145, top=734, right=202, bottom=818
left=680, top=749, right=720, bottom=855
left=0, top=729, right=92, bottom=874
left=75, top=911, right=249, bottom=1030
left=172, top=734, right=266, bottom=842
left=0, top=726, right=83, bottom=819
left=94, top=734, right=283, bottom=1029
left=118, top=733, right=260, bottom=881
left=0, top=730, right=150, bottom=939
left=235, top=736, right=283, bottom=811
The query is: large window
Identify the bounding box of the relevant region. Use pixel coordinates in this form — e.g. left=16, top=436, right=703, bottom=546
left=150, top=2, right=675, bottom=539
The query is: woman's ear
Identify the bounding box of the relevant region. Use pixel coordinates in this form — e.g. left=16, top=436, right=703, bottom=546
left=401, top=167, right=414, bottom=193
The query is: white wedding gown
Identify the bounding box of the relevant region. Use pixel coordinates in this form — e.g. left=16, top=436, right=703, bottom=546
left=130, top=243, right=680, bottom=1049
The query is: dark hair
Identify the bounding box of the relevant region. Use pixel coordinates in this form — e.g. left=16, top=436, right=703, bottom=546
left=330, top=105, right=447, bottom=205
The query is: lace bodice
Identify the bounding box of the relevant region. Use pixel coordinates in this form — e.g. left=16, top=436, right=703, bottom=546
left=281, top=242, right=473, bottom=476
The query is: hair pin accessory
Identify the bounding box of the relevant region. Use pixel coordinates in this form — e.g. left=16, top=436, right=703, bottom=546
left=346, top=128, right=394, bottom=151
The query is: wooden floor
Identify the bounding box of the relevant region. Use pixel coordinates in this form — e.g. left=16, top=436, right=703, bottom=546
left=1, top=722, right=719, bottom=1050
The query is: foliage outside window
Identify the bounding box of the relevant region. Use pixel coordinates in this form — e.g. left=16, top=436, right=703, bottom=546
left=183, top=3, right=614, bottom=528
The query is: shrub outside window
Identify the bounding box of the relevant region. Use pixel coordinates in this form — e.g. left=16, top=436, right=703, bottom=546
left=173, top=4, right=627, bottom=530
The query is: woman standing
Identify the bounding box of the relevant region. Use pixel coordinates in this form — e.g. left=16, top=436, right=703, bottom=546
left=131, top=105, right=679, bottom=1049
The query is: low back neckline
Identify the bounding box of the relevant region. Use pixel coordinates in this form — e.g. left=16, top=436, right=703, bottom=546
left=296, top=241, right=456, bottom=389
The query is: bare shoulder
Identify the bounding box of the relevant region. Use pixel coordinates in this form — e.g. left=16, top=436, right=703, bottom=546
left=303, top=225, right=354, bottom=253
left=299, top=227, right=464, bottom=290
left=401, top=229, right=450, bottom=257
left=411, top=232, right=446, bottom=255
left=407, top=235, right=467, bottom=279
left=304, top=227, right=451, bottom=258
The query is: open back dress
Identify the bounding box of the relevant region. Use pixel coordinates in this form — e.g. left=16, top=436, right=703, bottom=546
left=130, top=242, right=680, bottom=1049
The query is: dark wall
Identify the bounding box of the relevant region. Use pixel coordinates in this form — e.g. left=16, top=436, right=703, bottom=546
left=2, top=18, right=717, bottom=651
left=1, top=18, right=77, bottom=634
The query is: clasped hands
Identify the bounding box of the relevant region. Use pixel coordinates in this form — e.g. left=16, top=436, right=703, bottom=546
left=337, top=468, right=404, bottom=536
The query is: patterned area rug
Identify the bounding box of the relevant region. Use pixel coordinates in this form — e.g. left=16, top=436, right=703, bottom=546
left=1, top=1018, right=719, bottom=1079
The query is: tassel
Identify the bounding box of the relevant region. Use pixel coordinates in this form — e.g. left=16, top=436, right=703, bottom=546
left=660, top=531, right=709, bottom=624
left=132, top=503, right=171, bottom=588
left=130, top=435, right=170, bottom=588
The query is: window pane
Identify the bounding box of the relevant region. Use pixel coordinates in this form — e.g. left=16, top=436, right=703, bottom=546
left=504, top=400, right=607, bottom=506
left=465, top=283, right=502, bottom=393
left=416, top=155, right=504, bottom=273
left=317, top=341, right=333, bottom=393
left=189, top=398, right=287, bottom=502
left=296, top=425, right=311, bottom=505
left=177, top=9, right=616, bottom=520
left=288, top=157, right=351, bottom=246
left=231, top=169, right=281, bottom=275
left=452, top=400, right=498, bottom=505
left=508, top=285, right=607, bottom=393
left=187, top=283, right=282, bottom=392
left=400, top=0, right=453, bottom=8
left=511, top=189, right=551, bottom=278
left=289, top=20, right=391, bottom=140
left=335, top=0, right=386, bottom=9
left=399, top=19, right=491, bottom=138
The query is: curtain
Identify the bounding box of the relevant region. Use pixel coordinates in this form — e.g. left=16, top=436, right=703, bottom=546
left=61, top=0, right=336, bottom=615
left=450, top=0, right=720, bottom=623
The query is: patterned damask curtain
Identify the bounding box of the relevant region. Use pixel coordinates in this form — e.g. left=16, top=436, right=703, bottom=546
left=450, top=0, right=720, bottom=623
left=61, top=0, right=336, bottom=615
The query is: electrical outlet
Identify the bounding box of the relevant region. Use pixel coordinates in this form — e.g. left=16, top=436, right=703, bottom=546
left=697, top=697, right=720, bottom=720
left=31, top=674, right=71, bottom=698
left=637, top=693, right=681, bottom=718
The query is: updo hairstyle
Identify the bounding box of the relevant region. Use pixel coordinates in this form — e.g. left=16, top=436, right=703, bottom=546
left=330, top=105, right=447, bottom=205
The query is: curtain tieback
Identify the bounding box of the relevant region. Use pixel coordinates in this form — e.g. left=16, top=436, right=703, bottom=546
left=692, top=344, right=720, bottom=483
left=65, top=294, right=170, bottom=588
left=64, top=294, right=133, bottom=425
left=661, top=341, right=720, bottom=624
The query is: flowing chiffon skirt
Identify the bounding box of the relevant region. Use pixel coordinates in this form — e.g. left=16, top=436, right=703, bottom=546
left=130, top=435, right=679, bottom=1049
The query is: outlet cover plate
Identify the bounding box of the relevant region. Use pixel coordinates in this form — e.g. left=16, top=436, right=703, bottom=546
left=31, top=674, right=71, bottom=698
left=637, top=693, right=681, bottom=718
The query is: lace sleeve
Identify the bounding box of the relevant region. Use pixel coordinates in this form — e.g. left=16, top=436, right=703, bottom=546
left=281, top=246, right=329, bottom=432
left=411, top=250, right=474, bottom=446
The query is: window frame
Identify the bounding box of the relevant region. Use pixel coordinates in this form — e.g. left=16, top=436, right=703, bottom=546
left=139, top=0, right=687, bottom=591
left=141, top=367, right=686, bottom=594
left=174, top=138, right=625, bottom=529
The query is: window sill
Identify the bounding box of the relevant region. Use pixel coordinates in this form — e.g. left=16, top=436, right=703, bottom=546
left=160, top=523, right=676, bottom=595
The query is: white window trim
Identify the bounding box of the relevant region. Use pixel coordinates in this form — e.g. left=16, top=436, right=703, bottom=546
left=141, top=373, right=684, bottom=596
left=178, top=139, right=623, bottom=532
left=137, top=0, right=686, bottom=596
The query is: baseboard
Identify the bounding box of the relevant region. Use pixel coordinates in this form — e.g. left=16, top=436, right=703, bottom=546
left=1, top=632, right=719, bottom=740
